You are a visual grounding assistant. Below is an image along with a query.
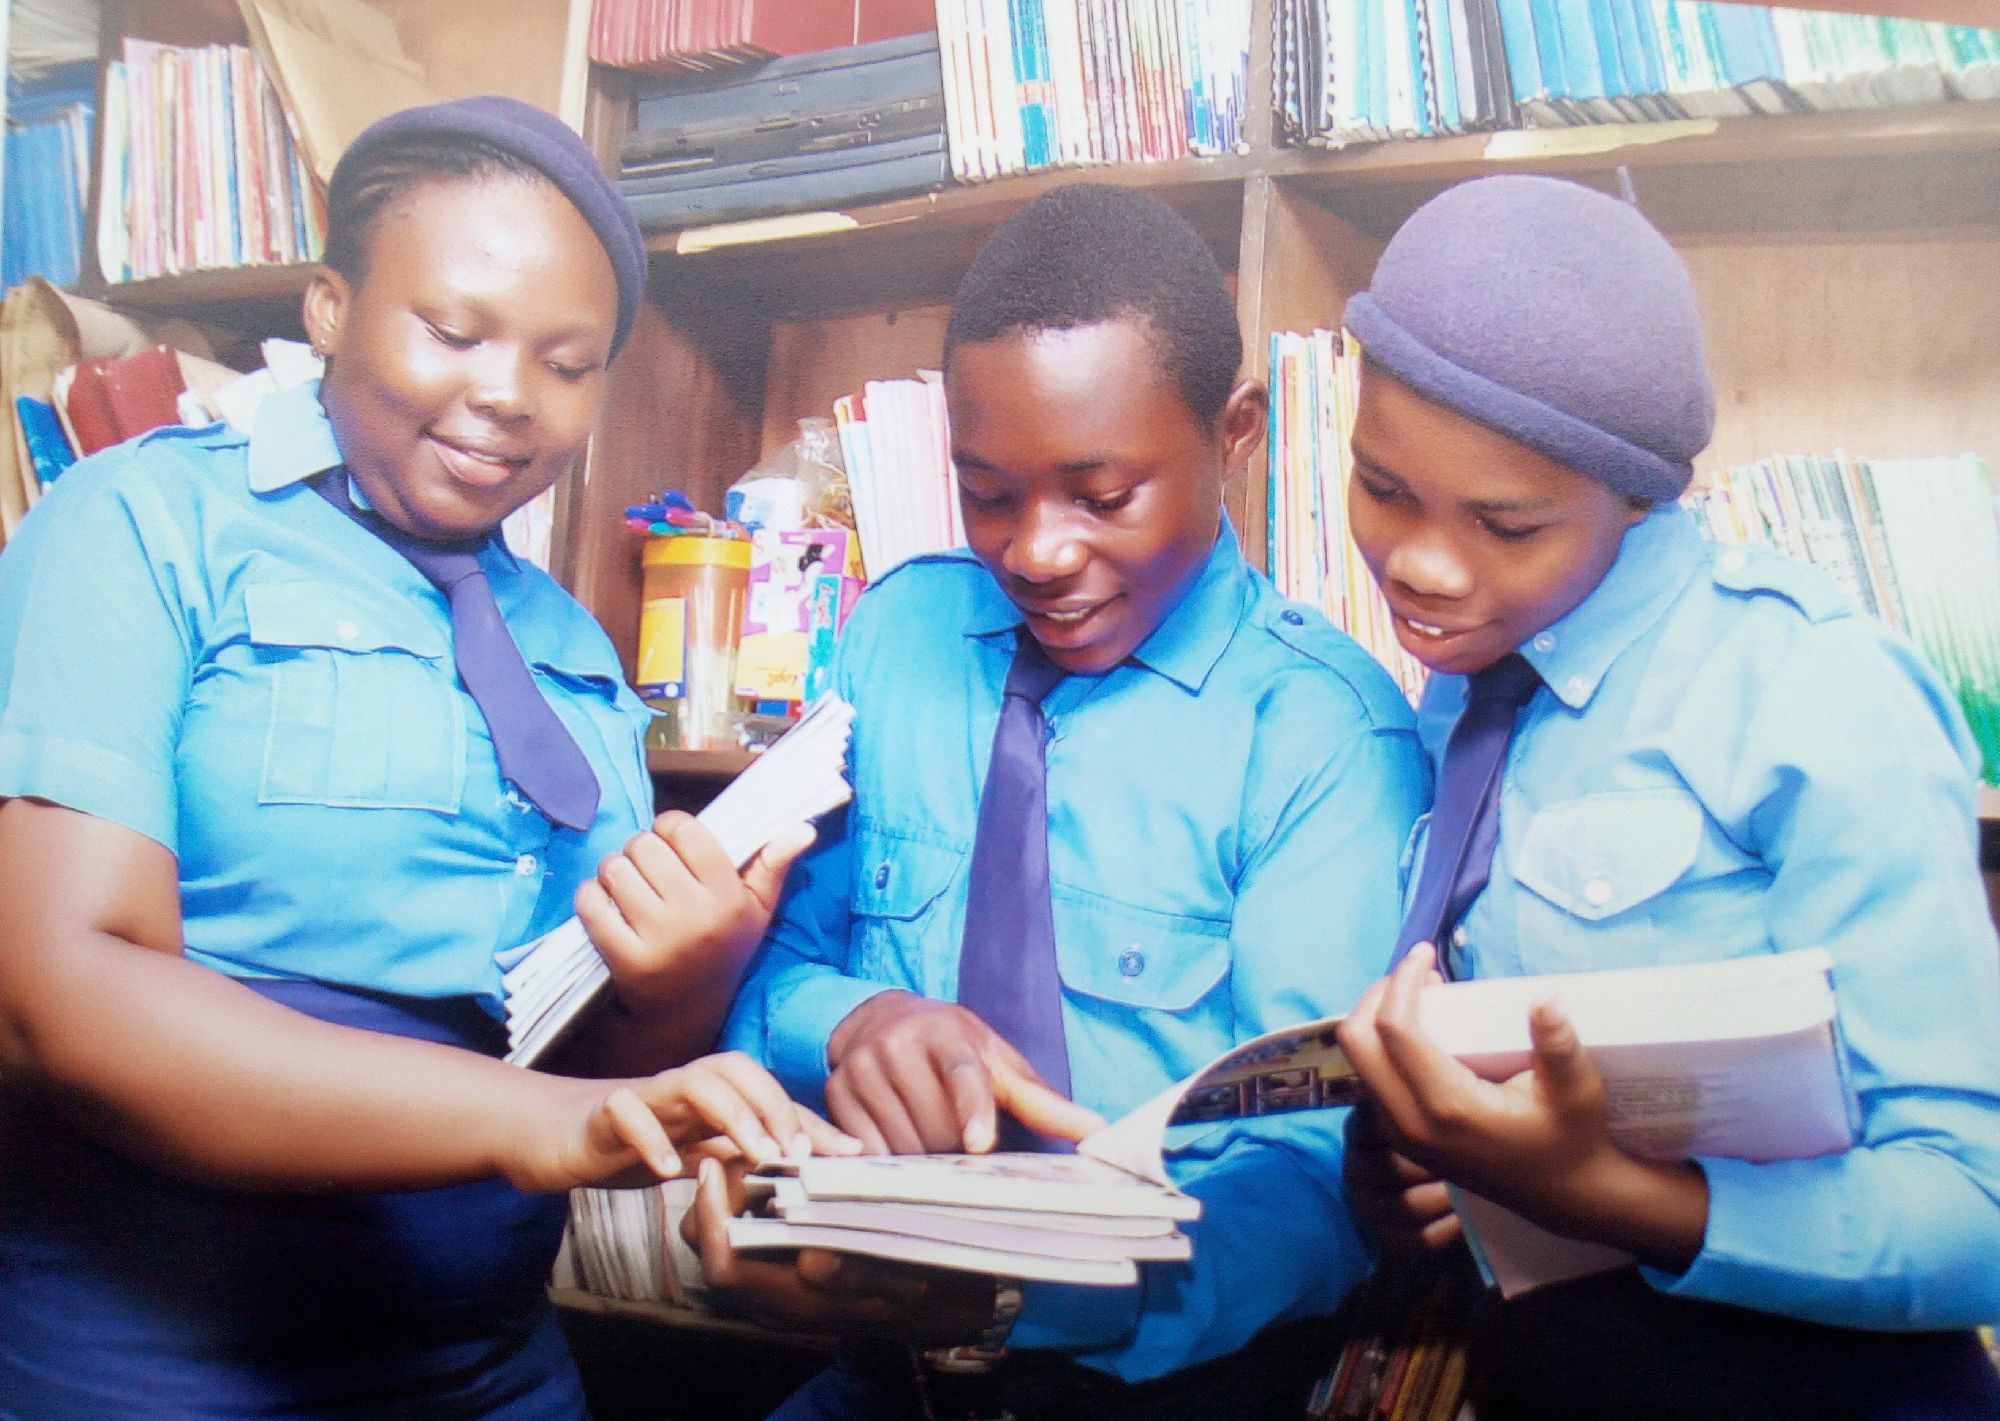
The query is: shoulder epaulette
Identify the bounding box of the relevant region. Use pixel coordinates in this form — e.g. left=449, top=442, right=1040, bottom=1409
left=1259, top=598, right=1356, bottom=672
left=1709, top=544, right=1851, bottom=625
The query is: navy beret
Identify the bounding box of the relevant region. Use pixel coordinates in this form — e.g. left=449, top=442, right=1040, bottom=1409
left=335, top=96, right=647, bottom=356
left=1343, top=174, right=1714, bottom=501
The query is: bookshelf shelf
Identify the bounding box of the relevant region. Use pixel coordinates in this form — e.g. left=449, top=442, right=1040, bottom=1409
left=646, top=747, right=757, bottom=780
left=92, top=262, right=317, bottom=334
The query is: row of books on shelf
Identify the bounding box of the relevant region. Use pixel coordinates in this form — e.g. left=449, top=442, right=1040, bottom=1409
left=588, top=0, right=935, bottom=77
left=833, top=371, right=962, bottom=583
left=1267, top=325, right=2000, bottom=786
left=1278, top=0, right=2000, bottom=147
left=95, top=38, right=324, bottom=284
left=935, top=0, right=1255, bottom=181
left=2, top=64, right=95, bottom=292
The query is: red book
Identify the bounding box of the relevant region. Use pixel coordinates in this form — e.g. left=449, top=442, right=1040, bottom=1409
left=101, top=346, right=188, bottom=443
left=63, top=359, right=124, bottom=457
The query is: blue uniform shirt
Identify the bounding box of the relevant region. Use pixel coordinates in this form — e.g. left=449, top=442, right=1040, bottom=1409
left=725, top=523, right=1432, bottom=1382
left=0, top=383, right=653, bottom=1007
left=1425, top=503, right=2000, bottom=1329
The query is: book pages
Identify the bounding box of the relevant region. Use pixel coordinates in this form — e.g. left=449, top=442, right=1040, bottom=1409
left=499, top=694, right=855, bottom=1066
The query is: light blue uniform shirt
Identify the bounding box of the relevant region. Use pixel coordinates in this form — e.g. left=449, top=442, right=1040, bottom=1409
left=1425, top=503, right=2000, bottom=1329
left=0, top=384, right=653, bottom=1008
left=725, top=524, right=1432, bottom=1382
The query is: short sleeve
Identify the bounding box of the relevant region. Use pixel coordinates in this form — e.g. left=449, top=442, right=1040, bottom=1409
left=0, top=450, right=204, bottom=850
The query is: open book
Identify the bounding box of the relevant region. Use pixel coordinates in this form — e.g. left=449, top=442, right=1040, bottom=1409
left=500, top=695, right=854, bottom=1066
left=731, top=949, right=1852, bottom=1293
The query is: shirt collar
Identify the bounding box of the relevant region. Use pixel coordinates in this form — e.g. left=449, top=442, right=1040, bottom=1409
left=249, top=379, right=521, bottom=574
left=1519, top=503, right=1706, bottom=710
left=246, top=379, right=343, bottom=493
left=964, top=514, right=1252, bottom=694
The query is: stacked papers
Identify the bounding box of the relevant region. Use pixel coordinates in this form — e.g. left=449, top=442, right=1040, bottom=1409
left=501, top=695, right=854, bottom=1066
left=728, top=1153, right=1201, bottom=1287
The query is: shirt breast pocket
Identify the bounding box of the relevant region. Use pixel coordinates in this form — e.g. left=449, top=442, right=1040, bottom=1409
left=1053, top=892, right=1233, bottom=1113
left=244, top=582, right=466, bottom=813
left=1507, top=787, right=1705, bottom=969
left=849, top=826, right=966, bottom=987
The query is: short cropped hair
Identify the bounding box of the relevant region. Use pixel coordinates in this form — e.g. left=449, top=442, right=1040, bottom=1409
left=322, top=135, right=544, bottom=288
left=943, top=183, right=1243, bottom=429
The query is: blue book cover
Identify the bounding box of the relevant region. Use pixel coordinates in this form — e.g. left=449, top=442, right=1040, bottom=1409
left=1406, top=0, right=1435, bottom=133
left=1614, top=0, right=1667, bottom=102
left=1587, top=0, right=1636, bottom=103
left=1428, top=0, right=1466, bottom=130
left=15, top=397, right=77, bottom=490
left=1493, top=0, right=1548, bottom=107
left=1551, top=0, right=1607, bottom=109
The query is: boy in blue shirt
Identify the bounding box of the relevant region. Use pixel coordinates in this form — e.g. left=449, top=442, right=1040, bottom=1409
left=688, top=183, right=1432, bottom=1417
left=1333, top=173, right=2000, bottom=1420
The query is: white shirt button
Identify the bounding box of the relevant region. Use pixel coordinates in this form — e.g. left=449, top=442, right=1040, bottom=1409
left=1565, top=675, right=1589, bottom=699
left=1531, top=633, right=1556, bottom=654
left=1718, top=549, right=1747, bottom=573
left=1451, top=925, right=1468, bottom=948
left=514, top=854, right=539, bottom=877
left=1583, top=877, right=1614, bottom=907
left=335, top=620, right=361, bottom=642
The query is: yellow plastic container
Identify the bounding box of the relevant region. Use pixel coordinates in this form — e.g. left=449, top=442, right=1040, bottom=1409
left=636, top=537, right=752, bottom=750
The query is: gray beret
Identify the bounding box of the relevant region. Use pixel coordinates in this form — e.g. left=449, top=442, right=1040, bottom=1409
left=1343, top=174, right=1715, bottom=500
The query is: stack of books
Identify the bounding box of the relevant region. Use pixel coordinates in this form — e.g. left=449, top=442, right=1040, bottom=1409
left=500, top=694, right=857, bottom=1067
left=1686, top=452, right=2000, bottom=786
left=1266, top=328, right=1428, bottom=702
left=96, top=38, right=324, bottom=283
left=938, top=0, right=1254, bottom=181
left=832, top=372, right=962, bottom=582
left=1276, top=0, right=2000, bottom=147
left=2, top=64, right=95, bottom=291
left=728, top=1154, right=1199, bottom=1287
left=617, top=33, right=949, bottom=230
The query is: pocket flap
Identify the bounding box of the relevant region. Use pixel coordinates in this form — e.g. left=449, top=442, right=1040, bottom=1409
left=1054, top=893, right=1231, bottom=1011
left=1512, top=789, right=1703, bottom=921
left=852, top=828, right=965, bottom=922
left=244, top=582, right=446, bottom=660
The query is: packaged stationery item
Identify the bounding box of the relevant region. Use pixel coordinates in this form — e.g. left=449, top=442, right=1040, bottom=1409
left=735, top=526, right=864, bottom=705
left=636, top=535, right=751, bottom=749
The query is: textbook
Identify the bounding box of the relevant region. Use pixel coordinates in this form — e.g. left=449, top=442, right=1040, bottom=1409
left=499, top=695, right=855, bottom=1066
left=732, top=949, right=1850, bottom=1291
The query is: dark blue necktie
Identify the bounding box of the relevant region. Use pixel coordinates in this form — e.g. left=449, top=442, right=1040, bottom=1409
left=1390, top=653, right=1541, bottom=978
left=311, top=471, right=601, bottom=832
left=958, top=633, right=1071, bottom=1149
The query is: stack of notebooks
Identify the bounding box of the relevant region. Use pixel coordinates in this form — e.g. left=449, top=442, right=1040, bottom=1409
left=589, top=0, right=934, bottom=77
left=96, top=38, right=324, bottom=283
left=1686, top=452, right=2000, bottom=787
left=1276, top=0, right=2000, bottom=147
left=832, top=371, right=962, bottom=582
left=500, top=694, right=856, bottom=1066
left=727, top=1154, right=1198, bottom=1287
left=1266, top=328, right=1428, bottom=703
left=2, top=64, right=95, bottom=291
left=616, top=33, right=949, bottom=230
left=938, top=0, right=1254, bottom=181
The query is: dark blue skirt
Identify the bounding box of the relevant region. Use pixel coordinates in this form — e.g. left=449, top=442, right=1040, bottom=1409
left=0, top=979, right=587, bottom=1419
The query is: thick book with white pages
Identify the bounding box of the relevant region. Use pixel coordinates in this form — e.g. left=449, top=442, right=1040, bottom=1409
left=499, top=695, right=855, bottom=1066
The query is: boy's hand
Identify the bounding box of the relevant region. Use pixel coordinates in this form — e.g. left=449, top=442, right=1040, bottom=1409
left=1335, top=944, right=1620, bottom=1222
left=1343, top=1101, right=1461, bottom=1255
left=684, top=1156, right=996, bottom=1343
left=576, top=812, right=815, bottom=1020
left=501, top=1051, right=858, bottom=1194
left=826, top=992, right=1104, bottom=1154
left=1335, top=944, right=1707, bottom=1269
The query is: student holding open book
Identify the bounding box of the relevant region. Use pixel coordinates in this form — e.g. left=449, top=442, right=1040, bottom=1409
left=0, top=99, right=844, bottom=1417
left=1328, top=174, right=2000, bottom=1419
left=690, top=184, right=1432, bottom=1419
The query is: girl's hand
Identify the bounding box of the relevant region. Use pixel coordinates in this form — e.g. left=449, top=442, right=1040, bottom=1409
left=576, top=813, right=815, bottom=1020
left=502, top=1051, right=859, bottom=1194
left=1335, top=945, right=1707, bottom=1268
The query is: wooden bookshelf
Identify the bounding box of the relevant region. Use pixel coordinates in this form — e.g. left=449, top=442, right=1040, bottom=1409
left=68, top=3, right=2000, bottom=810
left=647, top=747, right=757, bottom=780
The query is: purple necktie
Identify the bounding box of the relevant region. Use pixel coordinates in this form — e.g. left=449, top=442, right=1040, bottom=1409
left=958, top=633, right=1071, bottom=1150
left=311, top=471, right=601, bottom=832
left=1390, top=653, right=1541, bottom=979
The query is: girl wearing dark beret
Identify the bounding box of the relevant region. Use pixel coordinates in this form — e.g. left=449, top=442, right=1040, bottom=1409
left=0, top=97, right=842, bottom=1416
